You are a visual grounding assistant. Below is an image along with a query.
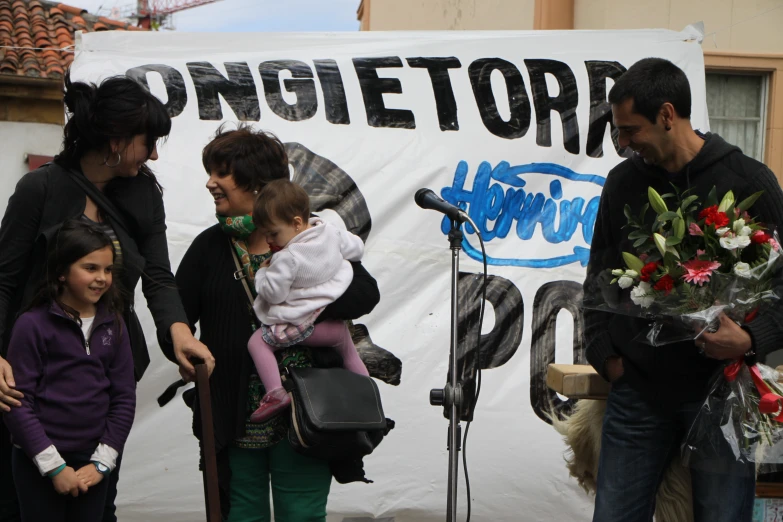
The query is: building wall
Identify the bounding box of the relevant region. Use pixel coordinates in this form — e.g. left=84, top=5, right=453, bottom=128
left=574, top=0, right=783, bottom=53
left=366, top=0, right=535, bottom=30
left=0, top=122, right=63, bottom=208
left=361, top=0, right=783, bottom=54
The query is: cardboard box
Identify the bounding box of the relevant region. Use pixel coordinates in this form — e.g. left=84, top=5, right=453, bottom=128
left=546, top=364, right=611, bottom=399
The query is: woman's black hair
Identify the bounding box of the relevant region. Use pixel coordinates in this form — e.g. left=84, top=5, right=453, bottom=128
left=27, top=219, right=124, bottom=325
left=55, top=71, right=171, bottom=187
left=202, top=123, right=290, bottom=193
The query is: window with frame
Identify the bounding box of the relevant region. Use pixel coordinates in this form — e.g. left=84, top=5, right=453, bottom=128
left=705, top=72, right=768, bottom=162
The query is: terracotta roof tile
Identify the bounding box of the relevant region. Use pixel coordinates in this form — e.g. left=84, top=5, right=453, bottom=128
left=0, top=0, right=148, bottom=79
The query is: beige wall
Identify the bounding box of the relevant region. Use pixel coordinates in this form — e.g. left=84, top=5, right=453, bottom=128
left=574, top=0, right=783, bottom=53
left=366, top=0, right=536, bottom=30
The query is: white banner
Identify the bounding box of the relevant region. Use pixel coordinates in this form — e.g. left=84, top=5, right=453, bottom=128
left=71, top=28, right=708, bottom=521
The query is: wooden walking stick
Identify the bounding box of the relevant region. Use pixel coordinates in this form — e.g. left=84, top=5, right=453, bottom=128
left=196, top=362, right=221, bottom=522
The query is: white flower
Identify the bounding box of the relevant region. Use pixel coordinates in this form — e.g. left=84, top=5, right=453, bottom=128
left=630, top=282, right=655, bottom=308
left=721, top=235, right=752, bottom=250
left=611, top=269, right=624, bottom=277
left=625, top=270, right=639, bottom=278
left=740, top=226, right=752, bottom=237
left=733, top=262, right=752, bottom=278
left=733, top=219, right=746, bottom=233
left=716, top=227, right=730, bottom=236
left=618, top=275, right=634, bottom=289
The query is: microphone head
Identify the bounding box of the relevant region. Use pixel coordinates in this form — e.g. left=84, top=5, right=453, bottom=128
left=414, top=188, right=433, bottom=206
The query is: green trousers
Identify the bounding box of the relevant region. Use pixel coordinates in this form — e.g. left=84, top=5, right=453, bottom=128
left=227, top=440, right=331, bottom=522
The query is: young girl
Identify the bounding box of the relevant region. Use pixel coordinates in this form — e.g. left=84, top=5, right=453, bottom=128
left=2, top=220, right=135, bottom=522
left=248, top=179, right=370, bottom=422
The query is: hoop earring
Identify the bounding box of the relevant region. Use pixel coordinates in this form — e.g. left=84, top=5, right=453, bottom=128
left=103, top=151, right=122, bottom=168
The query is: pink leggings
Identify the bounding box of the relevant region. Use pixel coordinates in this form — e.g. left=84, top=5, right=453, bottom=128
left=247, top=320, right=369, bottom=393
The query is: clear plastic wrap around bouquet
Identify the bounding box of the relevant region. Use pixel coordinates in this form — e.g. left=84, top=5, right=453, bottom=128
left=583, top=185, right=783, bottom=346
left=682, top=359, right=783, bottom=466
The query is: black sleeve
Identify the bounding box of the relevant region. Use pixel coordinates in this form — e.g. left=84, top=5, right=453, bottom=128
left=0, top=174, right=46, bottom=352
left=743, top=166, right=783, bottom=358
left=138, top=186, right=189, bottom=340
left=583, top=177, right=622, bottom=380
left=157, top=234, right=203, bottom=364
left=318, top=261, right=380, bottom=322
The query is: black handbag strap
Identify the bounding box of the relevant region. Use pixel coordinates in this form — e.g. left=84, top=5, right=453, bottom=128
left=59, top=165, right=134, bottom=236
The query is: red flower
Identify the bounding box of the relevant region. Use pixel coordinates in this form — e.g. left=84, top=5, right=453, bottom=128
left=751, top=230, right=771, bottom=244
left=640, top=262, right=658, bottom=282
left=699, top=205, right=729, bottom=227
left=699, top=205, right=718, bottom=220
left=654, top=274, right=675, bottom=294
left=707, top=212, right=729, bottom=227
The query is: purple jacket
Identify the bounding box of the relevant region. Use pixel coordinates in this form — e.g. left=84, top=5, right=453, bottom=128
left=3, top=302, right=136, bottom=458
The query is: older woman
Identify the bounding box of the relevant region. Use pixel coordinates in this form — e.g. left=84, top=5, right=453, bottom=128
left=161, top=127, right=379, bottom=521
left=0, top=73, right=214, bottom=522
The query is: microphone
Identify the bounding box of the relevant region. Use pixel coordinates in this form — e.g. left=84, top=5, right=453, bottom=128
left=414, top=188, right=468, bottom=223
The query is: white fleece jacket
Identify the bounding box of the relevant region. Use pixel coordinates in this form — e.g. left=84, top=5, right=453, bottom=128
left=253, top=218, right=364, bottom=326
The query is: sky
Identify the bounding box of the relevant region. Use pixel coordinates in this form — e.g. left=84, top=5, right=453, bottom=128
left=71, top=0, right=361, bottom=32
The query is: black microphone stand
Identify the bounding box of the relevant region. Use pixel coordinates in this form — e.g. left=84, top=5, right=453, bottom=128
left=429, top=218, right=465, bottom=522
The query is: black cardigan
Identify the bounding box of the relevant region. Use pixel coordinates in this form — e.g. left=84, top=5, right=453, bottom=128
left=159, top=223, right=380, bottom=453
left=0, top=162, right=188, bottom=378
left=584, top=132, right=783, bottom=407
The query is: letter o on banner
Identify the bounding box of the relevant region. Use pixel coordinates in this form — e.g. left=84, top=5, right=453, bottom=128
left=530, top=281, right=585, bottom=423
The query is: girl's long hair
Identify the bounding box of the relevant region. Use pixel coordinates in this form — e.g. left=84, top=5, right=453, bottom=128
left=27, top=220, right=125, bottom=326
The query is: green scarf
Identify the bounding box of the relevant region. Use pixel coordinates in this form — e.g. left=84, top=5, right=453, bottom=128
left=217, top=214, right=271, bottom=294
left=217, top=214, right=256, bottom=239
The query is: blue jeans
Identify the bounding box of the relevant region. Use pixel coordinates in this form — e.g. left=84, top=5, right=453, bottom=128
left=593, top=378, right=756, bottom=522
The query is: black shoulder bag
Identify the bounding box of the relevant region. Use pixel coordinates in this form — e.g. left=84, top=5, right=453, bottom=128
left=228, top=239, right=393, bottom=463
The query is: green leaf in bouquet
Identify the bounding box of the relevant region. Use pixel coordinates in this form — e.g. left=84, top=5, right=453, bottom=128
left=663, top=252, right=679, bottom=272
left=736, top=191, right=764, bottom=212
left=648, top=187, right=669, bottom=215
left=622, top=252, right=645, bottom=273
left=673, top=215, right=685, bottom=239
left=633, top=237, right=648, bottom=248
left=638, top=203, right=649, bottom=223
left=624, top=204, right=633, bottom=223
left=718, top=190, right=735, bottom=213
left=628, top=230, right=649, bottom=240
left=705, top=186, right=718, bottom=207
left=681, top=195, right=699, bottom=210
left=658, top=211, right=679, bottom=221
left=666, top=235, right=682, bottom=247
left=610, top=277, right=618, bottom=285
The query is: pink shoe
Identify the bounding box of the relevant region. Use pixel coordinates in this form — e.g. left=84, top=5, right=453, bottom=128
left=249, top=387, right=291, bottom=423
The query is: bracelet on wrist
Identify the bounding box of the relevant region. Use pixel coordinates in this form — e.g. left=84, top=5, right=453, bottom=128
left=47, top=464, right=66, bottom=478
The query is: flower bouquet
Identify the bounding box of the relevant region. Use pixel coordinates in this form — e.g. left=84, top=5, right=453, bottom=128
left=683, top=360, right=783, bottom=466
left=587, top=185, right=782, bottom=346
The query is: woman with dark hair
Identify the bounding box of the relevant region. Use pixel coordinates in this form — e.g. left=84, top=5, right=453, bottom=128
left=162, top=126, right=379, bottom=521
left=0, top=73, right=214, bottom=522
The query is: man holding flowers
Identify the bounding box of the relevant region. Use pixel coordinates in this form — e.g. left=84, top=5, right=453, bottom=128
left=583, top=57, right=783, bottom=522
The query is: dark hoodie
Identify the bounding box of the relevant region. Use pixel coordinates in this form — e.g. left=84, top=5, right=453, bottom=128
left=584, top=132, right=783, bottom=408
